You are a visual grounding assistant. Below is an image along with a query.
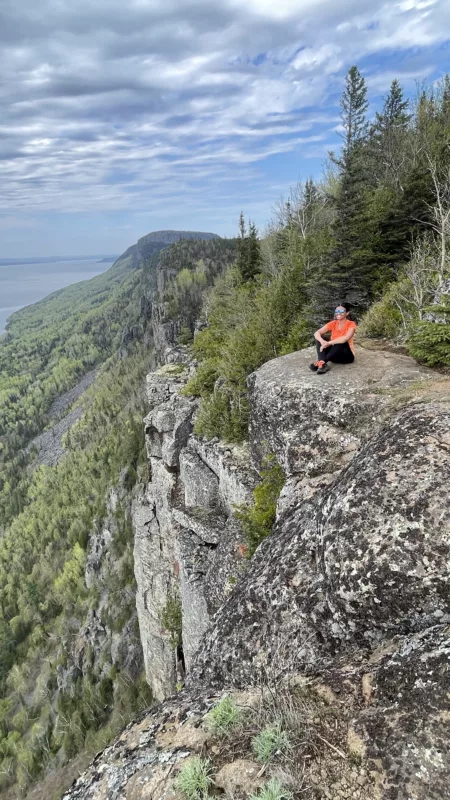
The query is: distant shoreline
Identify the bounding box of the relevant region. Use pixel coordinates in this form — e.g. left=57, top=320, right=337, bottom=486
left=0, top=255, right=117, bottom=268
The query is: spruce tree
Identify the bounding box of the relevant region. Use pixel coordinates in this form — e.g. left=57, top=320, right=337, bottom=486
left=243, top=221, right=262, bottom=281
left=237, top=214, right=261, bottom=282
left=325, top=66, right=374, bottom=310
left=340, top=65, right=369, bottom=158
left=374, top=79, right=410, bottom=136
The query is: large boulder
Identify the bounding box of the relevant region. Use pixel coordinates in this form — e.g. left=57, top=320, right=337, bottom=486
left=192, top=400, right=450, bottom=687
left=247, top=346, right=433, bottom=476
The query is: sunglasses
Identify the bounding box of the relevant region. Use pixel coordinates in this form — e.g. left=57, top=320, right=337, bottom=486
left=334, top=308, right=346, bottom=314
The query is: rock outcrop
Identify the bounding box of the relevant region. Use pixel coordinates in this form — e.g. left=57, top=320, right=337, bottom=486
left=64, top=345, right=450, bottom=800
left=62, top=626, right=450, bottom=800
left=194, top=347, right=448, bottom=686
left=133, top=363, right=256, bottom=700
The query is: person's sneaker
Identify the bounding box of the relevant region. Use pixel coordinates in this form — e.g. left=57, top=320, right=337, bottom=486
left=316, top=361, right=329, bottom=374
left=309, top=361, right=319, bottom=372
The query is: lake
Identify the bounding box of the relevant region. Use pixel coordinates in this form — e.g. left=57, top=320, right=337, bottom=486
left=0, top=258, right=113, bottom=334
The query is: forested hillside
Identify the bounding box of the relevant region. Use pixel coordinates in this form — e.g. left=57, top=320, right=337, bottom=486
left=0, top=234, right=237, bottom=797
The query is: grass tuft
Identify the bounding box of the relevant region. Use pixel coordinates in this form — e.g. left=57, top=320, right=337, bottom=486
left=204, top=695, right=242, bottom=737
left=249, top=777, right=293, bottom=800
left=252, top=722, right=290, bottom=764
left=175, top=756, right=213, bottom=800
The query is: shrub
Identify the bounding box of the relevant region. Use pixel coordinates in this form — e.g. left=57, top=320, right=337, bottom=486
left=175, top=756, right=213, bottom=800
left=357, top=281, right=406, bottom=339
left=178, top=326, right=194, bottom=345
left=252, top=723, right=290, bottom=764
left=235, top=455, right=285, bottom=557
left=194, top=386, right=249, bottom=443
left=205, top=696, right=242, bottom=737
left=408, top=303, right=450, bottom=367
left=279, top=316, right=312, bottom=355
left=160, top=592, right=182, bottom=649
left=249, top=778, right=293, bottom=800
left=183, top=361, right=219, bottom=397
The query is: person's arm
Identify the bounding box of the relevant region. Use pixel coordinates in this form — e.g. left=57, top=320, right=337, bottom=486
left=329, top=325, right=356, bottom=345
left=314, top=324, right=331, bottom=348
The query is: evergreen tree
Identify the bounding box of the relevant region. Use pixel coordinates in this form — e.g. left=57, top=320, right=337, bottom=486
left=246, top=221, right=262, bottom=281
left=237, top=214, right=262, bottom=281
left=374, top=79, right=410, bottom=135
left=237, top=211, right=247, bottom=276
left=371, top=79, right=410, bottom=189
left=335, top=65, right=369, bottom=165
left=325, top=66, right=374, bottom=310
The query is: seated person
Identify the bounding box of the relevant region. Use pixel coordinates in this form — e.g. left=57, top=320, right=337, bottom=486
left=310, top=303, right=356, bottom=374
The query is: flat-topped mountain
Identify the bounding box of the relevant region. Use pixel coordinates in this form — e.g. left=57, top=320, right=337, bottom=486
left=112, top=229, right=221, bottom=272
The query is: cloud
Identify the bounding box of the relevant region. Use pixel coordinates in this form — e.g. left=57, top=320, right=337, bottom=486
left=0, top=0, right=449, bottom=230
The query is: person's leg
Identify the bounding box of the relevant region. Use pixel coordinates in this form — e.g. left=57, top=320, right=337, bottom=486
left=310, top=341, right=325, bottom=371
left=324, top=342, right=354, bottom=364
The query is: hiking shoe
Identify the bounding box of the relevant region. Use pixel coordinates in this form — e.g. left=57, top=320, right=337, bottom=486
left=309, top=361, right=319, bottom=372
left=317, top=361, right=329, bottom=374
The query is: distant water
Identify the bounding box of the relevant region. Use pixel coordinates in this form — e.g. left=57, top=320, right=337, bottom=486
left=0, top=259, right=113, bottom=334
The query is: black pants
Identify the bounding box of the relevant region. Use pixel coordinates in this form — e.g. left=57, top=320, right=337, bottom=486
left=316, top=341, right=354, bottom=364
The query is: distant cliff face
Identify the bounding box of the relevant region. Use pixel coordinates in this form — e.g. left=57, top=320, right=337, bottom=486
left=64, top=341, right=450, bottom=800
left=111, top=229, right=221, bottom=272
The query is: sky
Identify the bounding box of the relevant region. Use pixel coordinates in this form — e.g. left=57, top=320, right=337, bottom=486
left=0, top=0, right=449, bottom=258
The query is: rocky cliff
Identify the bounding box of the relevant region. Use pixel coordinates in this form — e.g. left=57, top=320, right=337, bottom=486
left=63, top=342, right=450, bottom=800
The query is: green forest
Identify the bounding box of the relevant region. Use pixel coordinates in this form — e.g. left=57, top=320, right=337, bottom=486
left=0, top=68, right=449, bottom=797
left=0, top=237, right=238, bottom=798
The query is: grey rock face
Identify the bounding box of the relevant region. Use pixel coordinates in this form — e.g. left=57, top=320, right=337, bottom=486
left=193, top=350, right=446, bottom=688
left=61, top=627, right=450, bottom=800
left=247, top=345, right=433, bottom=476
left=63, top=345, right=450, bottom=800
left=179, top=449, right=220, bottom=509
left=134, top=364, right=252, bottom=698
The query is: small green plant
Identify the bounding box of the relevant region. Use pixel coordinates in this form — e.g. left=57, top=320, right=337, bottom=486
left=160, top=592, right=182, bottom=649
left=357, top=281, right=406, bottom=339
left=175, top=756, right=213, bottom=800
left=235, top=455, right=285, bottom=557
left=249, top=778, right=293, bottom=800
left=408, top=302, right=450, bottom=367
left=252, top=723, right=290, bottom=763
left=178, top=326, right=194, bottom=345
left=205, top=695, right=242, bottom=737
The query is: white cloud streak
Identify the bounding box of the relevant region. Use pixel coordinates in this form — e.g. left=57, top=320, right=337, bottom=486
left=0, top=0, right=448, bottom=220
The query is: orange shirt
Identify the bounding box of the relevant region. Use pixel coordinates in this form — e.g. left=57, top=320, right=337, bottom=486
left=324, top=319, right=357, bottom=354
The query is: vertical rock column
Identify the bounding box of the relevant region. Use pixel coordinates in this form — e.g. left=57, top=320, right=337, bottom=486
left=133, top=365, right=197, bottom=700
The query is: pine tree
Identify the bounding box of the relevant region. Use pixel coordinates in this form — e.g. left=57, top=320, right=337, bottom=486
left=374, top=79, right=410, bottom=136
left=243, top=221, right=262, bottom=281
left=325, top=66, right=374, bottom=310
left=335, top=65, right=369, bottom=165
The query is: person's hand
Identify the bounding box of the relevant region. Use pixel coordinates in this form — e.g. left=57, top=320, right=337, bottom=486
left=320, top=341, right=330, bottom=351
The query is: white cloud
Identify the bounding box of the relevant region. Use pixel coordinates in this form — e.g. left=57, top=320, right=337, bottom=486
left=0, top=0, right=448, bottom=222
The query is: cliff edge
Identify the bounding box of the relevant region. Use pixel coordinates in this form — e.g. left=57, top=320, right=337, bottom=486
left=62, top=346, right=450, bottom=800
